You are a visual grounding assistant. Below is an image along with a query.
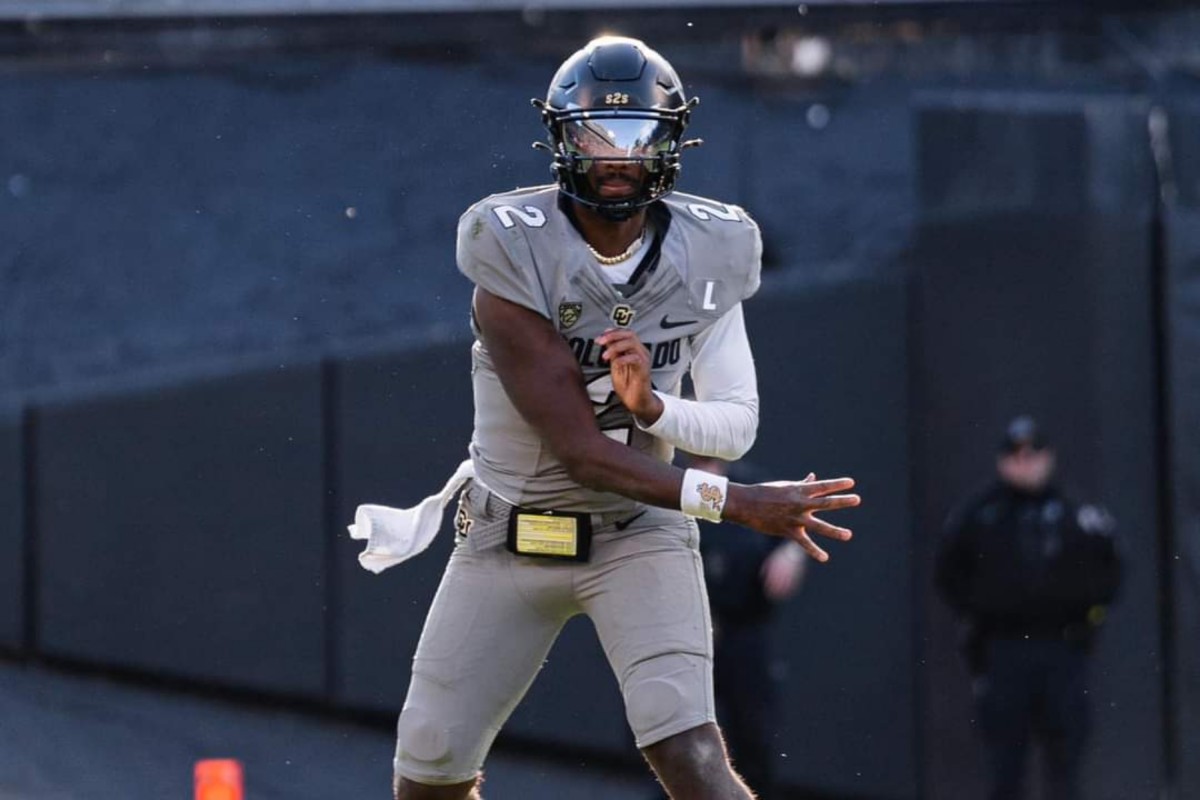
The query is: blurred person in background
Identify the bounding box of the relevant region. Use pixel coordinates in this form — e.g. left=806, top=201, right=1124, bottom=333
left=935, top=415, right=1123, bottom=800
left=689, top=454, right=808, bottom=800
left=352, top=36, right=860, bottom=800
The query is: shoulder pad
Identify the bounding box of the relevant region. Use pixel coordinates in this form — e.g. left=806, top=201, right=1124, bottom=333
left=461, top=185, right=559, bottom=240
left=663, top=192, right=762, bottom=317
left=456, top=186, right=559, bottom=317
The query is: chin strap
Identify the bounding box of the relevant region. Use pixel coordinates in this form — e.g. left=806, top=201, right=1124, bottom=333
left=597, top=204, right=637, bottom=222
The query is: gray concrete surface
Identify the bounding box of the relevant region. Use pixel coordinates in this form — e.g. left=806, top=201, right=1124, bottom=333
left=0, top=659, right=655, bottom=799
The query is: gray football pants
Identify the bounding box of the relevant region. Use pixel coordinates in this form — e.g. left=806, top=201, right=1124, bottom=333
left=394, top=481, right=716, bottom=785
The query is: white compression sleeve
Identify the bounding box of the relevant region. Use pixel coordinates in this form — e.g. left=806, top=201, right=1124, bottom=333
left=636, top=303, right=759, bottom=459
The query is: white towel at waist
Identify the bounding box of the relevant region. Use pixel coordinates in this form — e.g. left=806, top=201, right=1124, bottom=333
left=348, top=458, right=475, bottom=574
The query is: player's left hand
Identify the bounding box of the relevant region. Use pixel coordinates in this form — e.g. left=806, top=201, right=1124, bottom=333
left=729, top=471, right=858, bottom=563
left=597, top=328, right=663, bottom=425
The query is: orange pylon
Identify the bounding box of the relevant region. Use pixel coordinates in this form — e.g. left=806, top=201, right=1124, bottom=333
left=195, top=758, right=244, bottom=800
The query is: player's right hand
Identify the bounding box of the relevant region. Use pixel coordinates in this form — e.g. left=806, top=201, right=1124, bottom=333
left=725, top=476, right=860, bottom=563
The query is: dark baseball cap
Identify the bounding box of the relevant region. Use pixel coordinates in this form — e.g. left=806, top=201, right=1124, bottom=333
left=999, top=415, right=1049, bottom=453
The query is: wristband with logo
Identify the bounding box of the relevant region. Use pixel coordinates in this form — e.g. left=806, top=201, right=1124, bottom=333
left=680, top=468, right=729, bottom=522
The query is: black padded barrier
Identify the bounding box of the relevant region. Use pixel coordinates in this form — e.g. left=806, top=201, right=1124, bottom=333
left=0, top=405, right=24, bottom=651
left=911, top=92, right=1163, bottom=800
left=745, top=278, right=916, bottom=800
left=1165, top=100, right=1200, bottom=800
left=35, top=365, right=327, bottom=696
left=330, top=341, right=476, bottom=712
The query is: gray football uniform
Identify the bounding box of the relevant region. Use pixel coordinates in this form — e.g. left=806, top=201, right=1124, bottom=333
left=458, top=184, right=762, bottom=513
left=393, top=186, right=761, bottom=786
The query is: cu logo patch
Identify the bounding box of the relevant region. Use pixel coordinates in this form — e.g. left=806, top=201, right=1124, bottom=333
left=454, top=506, right=474, bottom=539
left=610, top=304, right=636, bottom=327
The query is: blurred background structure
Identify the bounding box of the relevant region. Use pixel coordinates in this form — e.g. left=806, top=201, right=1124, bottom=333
left=0, top=1, right=1198, bottom=798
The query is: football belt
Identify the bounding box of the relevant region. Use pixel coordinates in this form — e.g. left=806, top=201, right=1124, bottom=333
left=457, top=482, right=641, bottom=562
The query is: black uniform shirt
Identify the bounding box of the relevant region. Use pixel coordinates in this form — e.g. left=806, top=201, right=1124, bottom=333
left=935, top=481, right=1122, bottom=641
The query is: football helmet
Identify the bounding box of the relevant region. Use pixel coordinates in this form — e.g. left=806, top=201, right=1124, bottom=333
left=533, top=36, right=700, bottom=220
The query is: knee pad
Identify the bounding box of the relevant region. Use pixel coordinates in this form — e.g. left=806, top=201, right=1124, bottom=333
left=397, top=707, right=450, bottom=763
left=393, top=706, right=480, bottom=786
left=624, top=651, right=714, bottom=748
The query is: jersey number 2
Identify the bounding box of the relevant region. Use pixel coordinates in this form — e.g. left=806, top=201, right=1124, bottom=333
left=686, top=202, right=740, bottom=222
left=492, top=205, right=547, bottom=229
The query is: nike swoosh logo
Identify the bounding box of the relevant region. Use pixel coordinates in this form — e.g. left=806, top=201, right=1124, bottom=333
left=660, top=315, right=698, bottom=330
left=614, top=511, right=648, bottom=531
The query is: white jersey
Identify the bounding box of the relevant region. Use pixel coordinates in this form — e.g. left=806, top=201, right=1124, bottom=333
left=457, top=185, right=762, bottom=513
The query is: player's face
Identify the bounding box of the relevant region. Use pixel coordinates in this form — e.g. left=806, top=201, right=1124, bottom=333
left=560, top=117, right=675, bottom=199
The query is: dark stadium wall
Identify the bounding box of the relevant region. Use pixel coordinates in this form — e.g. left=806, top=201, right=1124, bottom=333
left=0, top=406, right=24, bottom=651
left=33, top=365, right=328, bottom=696
left=909, top=91, right=1164, bottom=800
left=1165, top=100, right=1200, bottom=800
left=746, top=279, right=916, bottom=799
left=328, top=341, right=480, bottom=709
left=0, top=57, right=530, bottom=405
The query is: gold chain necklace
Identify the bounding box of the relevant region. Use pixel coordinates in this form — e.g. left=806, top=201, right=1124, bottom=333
left=586, top=230, right=645, bottom=266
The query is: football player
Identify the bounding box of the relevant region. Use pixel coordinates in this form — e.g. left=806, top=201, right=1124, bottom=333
left=384, top=36, right=861, bottom=800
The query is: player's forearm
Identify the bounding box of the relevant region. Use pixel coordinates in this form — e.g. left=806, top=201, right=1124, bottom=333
left=557, top=434, right=685, bottom=508
left=637, top=392, right=758, bottom=460
left=642, top=302, right=758, bottom=458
